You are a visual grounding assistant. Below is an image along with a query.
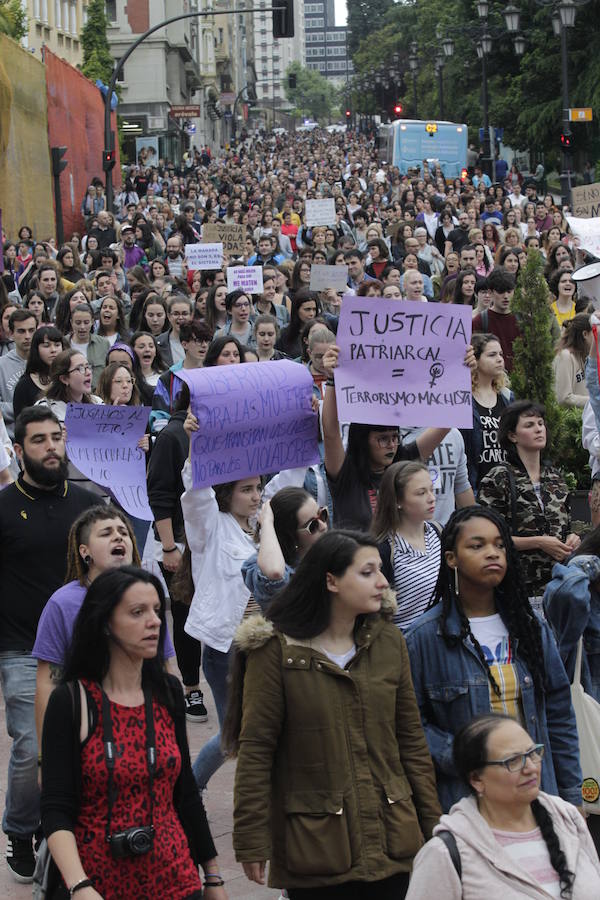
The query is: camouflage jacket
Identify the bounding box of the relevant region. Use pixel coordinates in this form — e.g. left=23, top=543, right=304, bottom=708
left=478, top=460, right=570, bottom=598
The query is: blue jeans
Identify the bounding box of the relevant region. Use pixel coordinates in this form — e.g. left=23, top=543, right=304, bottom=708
left=0, top=653, right=40, bottom=836
left=192, top=645, right=230, bottom=789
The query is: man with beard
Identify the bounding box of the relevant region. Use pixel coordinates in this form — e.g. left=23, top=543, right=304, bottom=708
left=0, top=407, right=98, bottom=883
left=120, top=223, right=147, bottom=271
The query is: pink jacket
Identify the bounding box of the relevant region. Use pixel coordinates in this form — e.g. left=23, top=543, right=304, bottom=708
left=406, top=792, right=600, bottom=899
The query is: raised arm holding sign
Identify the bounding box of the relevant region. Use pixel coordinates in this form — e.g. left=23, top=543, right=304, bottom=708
left=179, top=361, right=319, bottom=488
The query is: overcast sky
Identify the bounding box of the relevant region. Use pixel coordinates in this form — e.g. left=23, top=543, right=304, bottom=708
left=334, top=0, right=347, bottom=26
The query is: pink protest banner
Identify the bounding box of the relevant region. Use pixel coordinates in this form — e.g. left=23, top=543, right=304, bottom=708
left=335, top=296, right=472, bottom=428
left=179, top=360, right=319, bottom=488
left=65, top=404, right=153, bottom=520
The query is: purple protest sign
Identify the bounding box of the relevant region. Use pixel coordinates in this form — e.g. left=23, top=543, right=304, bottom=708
left=179, top=360, right=319, bottom=488
left=65, top=404, right=153, bottom=520
left=335, top=296, right=473, bottom=428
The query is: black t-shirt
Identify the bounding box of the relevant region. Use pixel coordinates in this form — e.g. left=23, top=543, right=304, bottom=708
left=447, top=226, right=470, bottom=252
left=327, top=442, right=419, bottom=532
left=0, top=477, right=99, bottom=651
left=474, top=396, right=506, bottom=485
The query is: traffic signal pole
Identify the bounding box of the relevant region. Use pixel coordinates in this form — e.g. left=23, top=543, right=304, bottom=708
left=559, top=19, right=572, bottom=207
left=103, top=3, right=288, bottom=210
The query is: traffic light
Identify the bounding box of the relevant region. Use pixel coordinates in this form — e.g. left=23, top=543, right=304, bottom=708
left=345, top=109, right=351, bottom=118
left=273, top=0, right=294, bottom=38
left=51, top=146, right=67, bottom=177
left=560, top=132, right=573, bottom=149
left=288, top=73, right=297, bottom=89
left=102, top=149, right=116, bottom=172
left=394, top=103, right=403, bottom=117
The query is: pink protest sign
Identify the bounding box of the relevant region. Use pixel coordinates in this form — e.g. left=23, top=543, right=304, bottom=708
left=65, top=404, right=153, bottom=520
left=335, top=296, right=472, bottom=428
left=180, top=360, right=319, bottom=488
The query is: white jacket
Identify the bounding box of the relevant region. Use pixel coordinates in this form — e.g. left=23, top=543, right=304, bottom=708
left=406, top=792, right=600, bottom=899
left=181, top=459, right=256, bottom=652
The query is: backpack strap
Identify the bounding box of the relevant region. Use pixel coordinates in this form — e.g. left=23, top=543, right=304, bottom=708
left=437, top=830, right=462, bottom=880
left=480, top=308, right=488, bottom=332
left=502, top=465, right=518, bottom=535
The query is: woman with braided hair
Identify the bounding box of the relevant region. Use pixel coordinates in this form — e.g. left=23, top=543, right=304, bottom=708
left=406, top=714, right=600, bottom=899
left=405, top=506, right=582, bottom=814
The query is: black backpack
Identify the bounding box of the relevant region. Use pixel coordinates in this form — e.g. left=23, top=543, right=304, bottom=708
left=437, top=830, right=462, bottom=879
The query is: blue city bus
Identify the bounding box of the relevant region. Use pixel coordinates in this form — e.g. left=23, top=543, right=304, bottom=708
left=378, top=119, right=468, bottom=180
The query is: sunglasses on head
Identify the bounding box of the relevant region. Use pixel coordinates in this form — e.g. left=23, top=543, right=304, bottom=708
left=298, top=507, right=329, bottom=535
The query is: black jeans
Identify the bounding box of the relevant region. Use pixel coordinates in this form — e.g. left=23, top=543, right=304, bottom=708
left=287, top=873, right=410, bottom=899
left=160, top=564, right=201, bottom=688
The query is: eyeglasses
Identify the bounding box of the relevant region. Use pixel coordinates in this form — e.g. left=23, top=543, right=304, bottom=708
left=375, top=433, right=400, bottom=448
left=483, top=744, right=545, bottom=773
left=297, top=507, right=329, bottom=535
left=233, top=301, right=251, bottom=309
left=69, top=363, right=92, bottom=375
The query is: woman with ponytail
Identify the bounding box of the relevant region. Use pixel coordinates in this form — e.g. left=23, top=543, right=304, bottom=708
left=405, top=506, right=582, bottom=814
left=406, top=714, right=600, bottom=899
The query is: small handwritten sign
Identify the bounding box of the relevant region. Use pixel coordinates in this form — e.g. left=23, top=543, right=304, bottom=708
left=185, top=242, right=223, bottom=270
left=202, top=222, right=245, bottom=255
left=571, top=184, right=600, bottom=219
left=566, top=215, right=600, bottom=258
left=65, top=404, right=153, bottom=520
left=180, top=361, right=319, bottom=488
left=305, top=198, right=336, bottom=227
left=226, top=265, right=264, bottom=294
left=334, top=295, right=472, bottom=427
left=309, top=264, right=349, bottom=292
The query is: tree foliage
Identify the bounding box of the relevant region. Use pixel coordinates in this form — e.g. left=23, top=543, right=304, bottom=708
left=0, top=0, right=28, bottom=40
left=348, top=0, right=600, bottom=165
left=284, top=62, right=339, bottom=122
left=81, top=0, right=113, bottom=83
left=346, top=0, right=394, bottom=55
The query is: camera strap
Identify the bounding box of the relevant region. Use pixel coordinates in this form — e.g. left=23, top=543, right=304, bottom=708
left=101, top=685, right=156, bottom=842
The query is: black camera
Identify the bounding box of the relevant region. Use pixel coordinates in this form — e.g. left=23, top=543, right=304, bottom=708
left=108, top=825, right=154, bottom=859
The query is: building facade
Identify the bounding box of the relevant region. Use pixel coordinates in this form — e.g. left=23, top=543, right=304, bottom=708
left=252, top=0, right=304, bottom=120
left=304, top=0, right=352, bottom=84
left=22, top=0, right=87, bottom=67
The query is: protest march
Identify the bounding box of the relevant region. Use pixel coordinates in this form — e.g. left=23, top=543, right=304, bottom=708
left=1, top=123, right=600, bottom=900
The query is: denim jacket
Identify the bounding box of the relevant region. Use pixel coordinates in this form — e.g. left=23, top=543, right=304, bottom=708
left=544, top=556, right=600, bottom=702
left=405, top=597, right=582, bottom=812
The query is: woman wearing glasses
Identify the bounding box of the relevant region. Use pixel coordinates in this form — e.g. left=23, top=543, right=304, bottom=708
left=242, top=488, right=328, bottom=612
left=405, top=506, right=582, bottom=815
left=215, top=291, right=255, bottom=347
left=36, top=349, right=104, bottom=492
left=406, top=714, right=600, bottom=899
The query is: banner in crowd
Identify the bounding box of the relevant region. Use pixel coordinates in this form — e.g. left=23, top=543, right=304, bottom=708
left=226, top=265, right=264, bottom=293
left=309, top=264, right=349, bottom=292
left=185, top=242, right=223, bottom=270
left=305, top=198, right=336, bottom=227
left=334, top=295, right=473, bottom=428
left=566, top=215, right=600, bottom=259
left=180, top=361, right=319, bottom=488
left=65, top=404, right=153, bottom=520
left=202, top=222, right=245, bottom=255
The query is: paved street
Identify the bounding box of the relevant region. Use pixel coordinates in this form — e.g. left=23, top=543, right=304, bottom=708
left=0, top=680, right=279, bottom=899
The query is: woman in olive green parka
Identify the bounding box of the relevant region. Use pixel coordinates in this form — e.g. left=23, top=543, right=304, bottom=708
left=223, top=530, right=441, bottom=898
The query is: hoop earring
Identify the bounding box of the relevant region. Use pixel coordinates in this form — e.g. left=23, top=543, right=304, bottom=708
left=83, top=555, right=91, bottom=567
left=454, top=567, right=459, bottom=596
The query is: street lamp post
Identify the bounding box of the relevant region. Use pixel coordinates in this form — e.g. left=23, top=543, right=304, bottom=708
left=504, top=0, right=583, bottom=206
left=434, top=54, right=445, bottom=120
left=409, top=42, right=418, bottom=117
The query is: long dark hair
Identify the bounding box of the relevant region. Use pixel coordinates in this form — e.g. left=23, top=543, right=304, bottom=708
left=343, top=423, right=405, bottom=488
left=430, top=506, right=546, bottom=697
left=203, top=334, right=243, bottom=367
left=45, top=348, right=94, bottom=403
left=25, top=326, right=66, bottom=377
left=268, top=487, right=312, bottom=565
left=222, top=530, right=380, bottom=757
left=62, top=566, right=176, bottom=711
left=454, top=714, right=574, bottom=898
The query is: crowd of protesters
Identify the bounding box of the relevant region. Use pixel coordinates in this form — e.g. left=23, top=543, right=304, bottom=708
left=0, top=125, right=600, bottom=898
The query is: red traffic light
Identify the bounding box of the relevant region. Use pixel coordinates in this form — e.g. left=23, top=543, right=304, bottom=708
left=394, top=103, right=403, bottom=116
left=345, top=109, right=351, bottom=118
left=102, top=149, right=116, bottom=172
left=560, top=132, right=572, bottom=148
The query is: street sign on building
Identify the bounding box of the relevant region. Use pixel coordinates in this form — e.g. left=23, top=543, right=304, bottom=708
left=169, top=105, right=201, bottom=118
left=568, top=108, right=593, bottom=122
left=220, top=92, right=235, bottom=105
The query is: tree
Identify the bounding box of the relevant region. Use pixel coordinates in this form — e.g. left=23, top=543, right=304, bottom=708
left=0, top=0, right=27, bottom=40
left=346, top=0, right=394, bottom=55
left=81, top=0, right=113, bottom=83
left=284, top=62, right=339, bottom=122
